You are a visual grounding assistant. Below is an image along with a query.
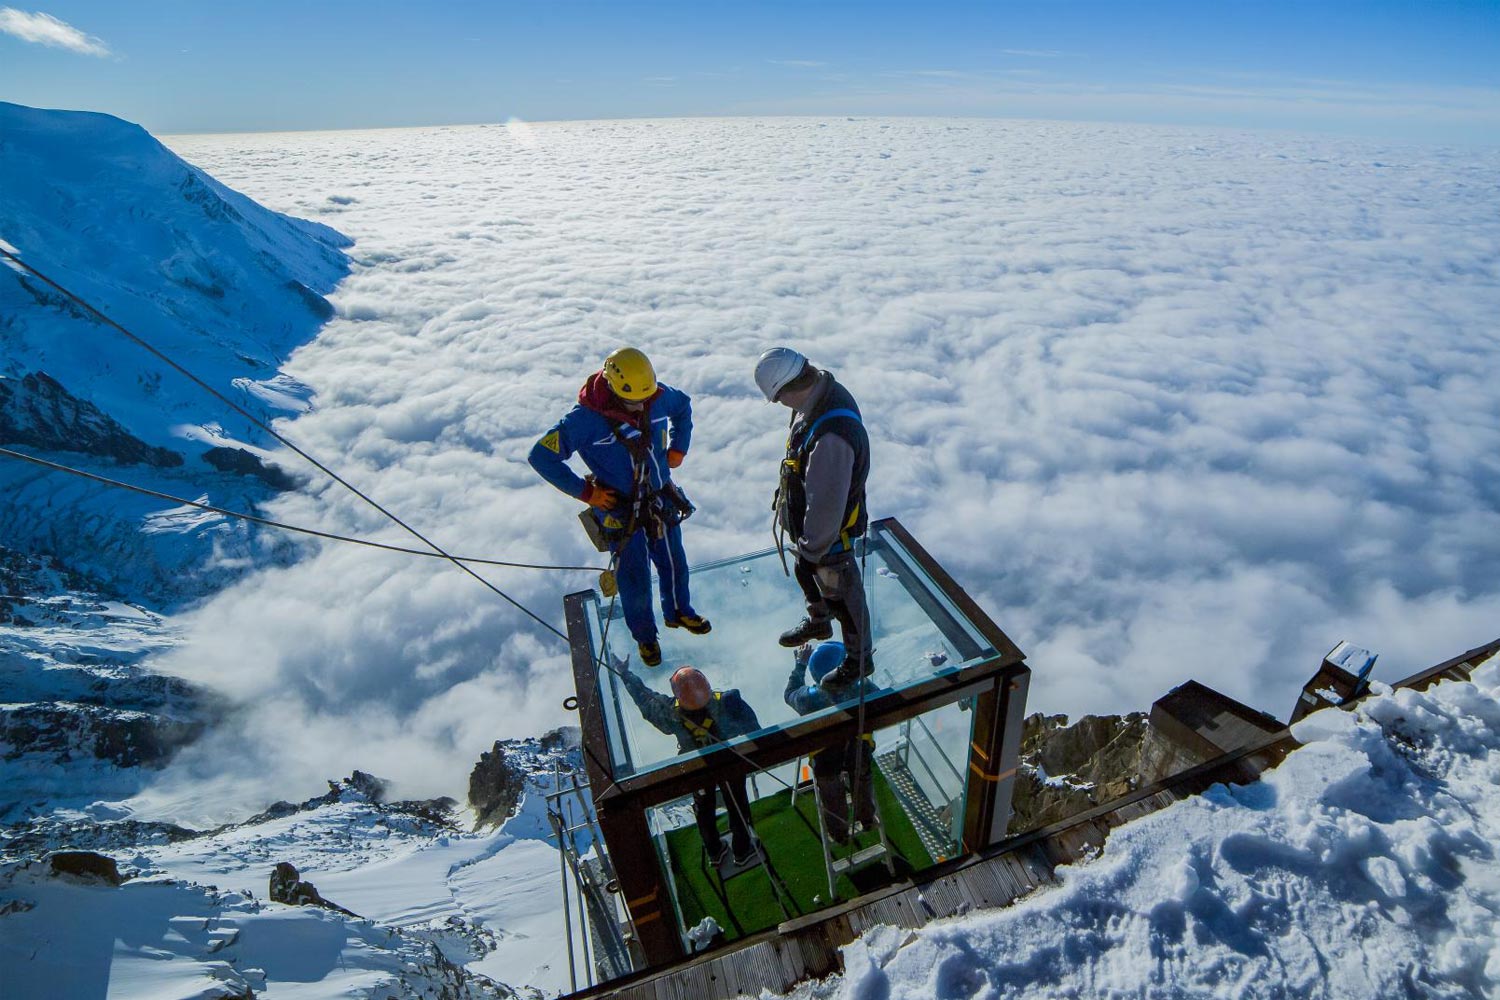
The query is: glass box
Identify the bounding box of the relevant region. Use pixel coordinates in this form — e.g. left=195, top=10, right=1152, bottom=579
left=565, top=518, right=1028, bottom=965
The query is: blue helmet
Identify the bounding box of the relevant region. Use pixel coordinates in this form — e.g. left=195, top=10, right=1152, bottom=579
left=807, top=641, right=846, bottom=685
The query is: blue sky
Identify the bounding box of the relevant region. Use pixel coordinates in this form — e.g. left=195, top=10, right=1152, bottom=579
left=1, top=1, right=1498, bottom=142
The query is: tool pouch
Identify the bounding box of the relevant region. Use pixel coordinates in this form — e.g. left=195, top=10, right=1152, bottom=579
left=578, top=509, right=612, bottom=552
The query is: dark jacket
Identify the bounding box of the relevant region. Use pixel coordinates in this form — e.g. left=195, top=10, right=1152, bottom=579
left=623, top=670, right=761, bottom=754
left=784, top=661, right=876, bottom=771
left=779, top=371, right=869, bottom=562
left=783, top=661, right=874, bottom=717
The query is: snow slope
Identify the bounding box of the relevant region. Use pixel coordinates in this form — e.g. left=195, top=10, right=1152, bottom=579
left=0, top=547, right=212, bottom=825
left=795, top=656, right=1500, bottom=999
left=1, top=737, right=588, bottom=999
left=0, top=102, right=351, bottom=601
left=0, top=867, right=508, bottom=1000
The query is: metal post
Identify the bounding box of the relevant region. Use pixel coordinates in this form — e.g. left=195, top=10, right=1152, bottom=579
left=596, top=800, right=685, bottom=966
left=563, top=792, right=595, bottom=985
left=550, top=802, right=578, bottom=993
left=961, top=666, right=1031, bottom=852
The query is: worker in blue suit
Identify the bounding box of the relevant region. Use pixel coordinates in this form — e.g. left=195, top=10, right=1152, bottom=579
left=785, top=640, right=876, bottom=844
left=529, top=347, right=710, bottom=666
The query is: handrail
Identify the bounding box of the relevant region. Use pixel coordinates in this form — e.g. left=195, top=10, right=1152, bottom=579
left=913, top=714, right=967, bottom=787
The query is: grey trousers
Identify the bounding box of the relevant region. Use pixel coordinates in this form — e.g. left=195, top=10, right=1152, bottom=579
left=794, top=549, right=871, bottom=666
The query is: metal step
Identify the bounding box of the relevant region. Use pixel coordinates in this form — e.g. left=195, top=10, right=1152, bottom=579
left=831, top=842, right=889, bottom=874
left=875, top=749, right=955, bottom=862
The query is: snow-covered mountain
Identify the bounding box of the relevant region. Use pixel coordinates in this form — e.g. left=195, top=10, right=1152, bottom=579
left=0, top=545, right=209, bottom=826
left=2, top=734, right=584, bottom=999
left=0, top=100, right=350, bottom=601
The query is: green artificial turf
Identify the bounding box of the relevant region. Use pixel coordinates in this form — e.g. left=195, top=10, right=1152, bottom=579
left=659, top=768, right=937, bottom=943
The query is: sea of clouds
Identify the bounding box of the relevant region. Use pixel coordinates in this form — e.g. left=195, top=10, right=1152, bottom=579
left=145, top=117, right=1500, bottom=814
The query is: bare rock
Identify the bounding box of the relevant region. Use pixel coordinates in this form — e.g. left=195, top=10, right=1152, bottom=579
left=268, top=862, right=357, bottom=917
left=468, top=743, right=528, bottom=829
left=201, top=446, right=300, bottom=491
left=47, top=850, right=125, bottom=885
left=1010, top=711, right=1214, bottom=832
left=0, top=371, right=183, bottom=468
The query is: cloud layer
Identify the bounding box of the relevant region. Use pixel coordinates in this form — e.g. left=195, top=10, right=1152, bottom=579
left=0, top=8, right=109, bottom=56
left=154, top=118, right=1500, bottom=812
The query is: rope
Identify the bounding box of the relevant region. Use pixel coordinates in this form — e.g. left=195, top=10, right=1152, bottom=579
left=849, top=535, right=873, bottom=850
left=0, top=446, right=604, bottom=572
left=1, top=247, right=567, bottom=641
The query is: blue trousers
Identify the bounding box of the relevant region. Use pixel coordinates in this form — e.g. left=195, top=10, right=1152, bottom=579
left=614, top=522, right=693, bottom=644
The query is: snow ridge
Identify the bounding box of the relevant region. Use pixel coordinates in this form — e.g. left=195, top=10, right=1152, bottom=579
left=805, top=660, right=1500, bottom=999
left=0, top=101, right=351, bottom=601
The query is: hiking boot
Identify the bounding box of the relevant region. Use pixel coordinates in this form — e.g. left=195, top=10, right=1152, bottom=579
left=665, top=613, right=712, bottom=635
left=831, top=651, right=874, bottom=684
left=778, top=616, right=833, bottom=647
left=638, top=640, right=662, bottom=667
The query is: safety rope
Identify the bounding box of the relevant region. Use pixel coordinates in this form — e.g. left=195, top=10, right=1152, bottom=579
left=849, top=536, right=873, bottom=851
left=0, top=446, right=604, bottom=572
left=1, top=246, right=569, bottom=641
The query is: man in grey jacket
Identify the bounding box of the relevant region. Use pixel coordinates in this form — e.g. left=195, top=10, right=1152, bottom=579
left=754, top=348, right=873, bottom=682
left=620, top=662, right=763, bottom=865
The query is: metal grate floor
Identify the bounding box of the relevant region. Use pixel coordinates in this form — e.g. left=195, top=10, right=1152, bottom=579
left=876, top=749, right=955, bottom=863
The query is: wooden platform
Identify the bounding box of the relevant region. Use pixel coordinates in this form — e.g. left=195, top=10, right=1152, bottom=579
left=562, top=636, right=1500, bottom=1000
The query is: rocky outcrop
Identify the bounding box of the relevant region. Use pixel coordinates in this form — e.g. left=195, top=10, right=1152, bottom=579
left=469, top=745, right=529, bottom=829
left=245, top=771, right=458, bottom=829
left=469, top=727, right=580, bottom=829
left=0, top=702, right=205, bottom=769
left=0, top=371, right=183, bottom=467
left=269, top=861, right=357, bottom=916
left=0, top=546, right=101, bottom=625
left=1010, top=711, right=1212, bottom=832
left=47, top=850, right=125, bottom=885
left=201, top=445, right=300, bottom=490
left=2, top=819, right=199, bottom=859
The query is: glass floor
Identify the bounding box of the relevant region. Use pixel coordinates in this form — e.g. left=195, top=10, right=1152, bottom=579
left=581, top=522, right=1001, bottom=781
left=645, top=699, right=976, bottom=946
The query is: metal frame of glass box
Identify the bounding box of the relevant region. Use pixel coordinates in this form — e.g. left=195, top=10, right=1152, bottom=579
left=565, top=517, right=1029, bottom=968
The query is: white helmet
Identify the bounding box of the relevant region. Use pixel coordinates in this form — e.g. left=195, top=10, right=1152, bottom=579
left=754, top=347, right=809, bottom=402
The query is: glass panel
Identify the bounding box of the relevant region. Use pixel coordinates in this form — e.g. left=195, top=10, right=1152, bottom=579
left=882, top=700, right=973, bottom=862
left=585, top=522, right=998, bottom=779
left=643, top=709, right=974, bottom=947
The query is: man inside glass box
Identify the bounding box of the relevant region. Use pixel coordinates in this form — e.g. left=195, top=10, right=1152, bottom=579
left=621, top=662, right=763, bottom=867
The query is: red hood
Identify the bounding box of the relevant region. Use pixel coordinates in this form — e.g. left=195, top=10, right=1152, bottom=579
left=578, top=371, right=660, bottom=428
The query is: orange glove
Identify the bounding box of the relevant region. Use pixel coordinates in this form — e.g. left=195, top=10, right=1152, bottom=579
left=667, top=449, right=686, bottom=469
left=580, top=478, right=618, bottom=509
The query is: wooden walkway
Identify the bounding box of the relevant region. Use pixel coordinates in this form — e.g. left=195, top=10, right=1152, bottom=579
left=564, top=636, right=1500, bottom=1000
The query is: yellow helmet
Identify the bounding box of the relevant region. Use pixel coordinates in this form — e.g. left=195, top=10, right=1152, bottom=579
left=602, top=347, right=657, bottom=401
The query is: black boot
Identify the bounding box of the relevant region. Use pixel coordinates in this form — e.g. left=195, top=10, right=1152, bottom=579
left=832, top=649, right=875, bottom=684
left=778, top=616, right=833, bottom=647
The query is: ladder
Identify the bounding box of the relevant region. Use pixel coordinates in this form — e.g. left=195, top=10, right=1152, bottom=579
left=812, top=774, right=896, bottom=902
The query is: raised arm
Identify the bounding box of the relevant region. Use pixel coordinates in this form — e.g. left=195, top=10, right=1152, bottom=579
left=620, top=666, right=680, bottom=735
